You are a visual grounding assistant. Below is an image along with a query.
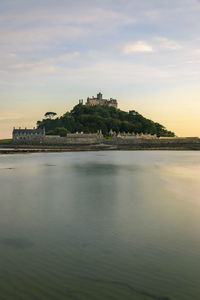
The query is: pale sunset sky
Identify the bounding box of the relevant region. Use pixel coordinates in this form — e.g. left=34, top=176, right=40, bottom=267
left=1, top=0, right=200, bottom=138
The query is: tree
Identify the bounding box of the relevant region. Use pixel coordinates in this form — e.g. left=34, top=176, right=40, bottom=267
left=44, top=112, right=57, bottom=119
left=55, top=127, right=68, bottom=137
left=37, top=120, right=42, bottom=128
left=37, top=104, right=175, bottom=137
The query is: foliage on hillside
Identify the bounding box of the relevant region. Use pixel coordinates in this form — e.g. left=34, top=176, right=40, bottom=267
left=37, top=104, right=175, bottom=137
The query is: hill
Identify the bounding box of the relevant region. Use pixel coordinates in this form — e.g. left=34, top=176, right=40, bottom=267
left=37, top=104, right=175, bottom=137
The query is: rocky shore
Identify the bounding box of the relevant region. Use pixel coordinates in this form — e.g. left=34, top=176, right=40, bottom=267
left=1, top=140, right=200, bottom=155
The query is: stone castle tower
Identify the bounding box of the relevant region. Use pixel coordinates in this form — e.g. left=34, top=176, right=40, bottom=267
left=85, top=93, right=118, bottom=108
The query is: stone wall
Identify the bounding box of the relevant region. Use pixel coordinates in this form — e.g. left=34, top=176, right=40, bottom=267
left=13, top=133, right=103, bottom=145
left=13, top=131, right=200, bottom=147
left=13, top=134, right=44, bottom=144
left=43, top=134, right=102, bottom=145
left=104, top=137, right=200, bottom=145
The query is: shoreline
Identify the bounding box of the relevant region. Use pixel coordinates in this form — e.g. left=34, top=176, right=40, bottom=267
left=1, top=142, right=200, bottom=154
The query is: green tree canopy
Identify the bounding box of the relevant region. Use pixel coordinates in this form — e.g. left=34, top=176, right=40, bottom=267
left=44, top=112, right=57, bottom=119
left=37, top=104, right=175, bottom=137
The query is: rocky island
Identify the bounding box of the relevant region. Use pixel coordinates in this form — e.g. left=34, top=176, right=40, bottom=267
left=1, top=93, right=200, bottom=153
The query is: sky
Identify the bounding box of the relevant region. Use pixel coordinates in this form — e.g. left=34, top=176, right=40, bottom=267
left=1, top=0, right=200, bottom=138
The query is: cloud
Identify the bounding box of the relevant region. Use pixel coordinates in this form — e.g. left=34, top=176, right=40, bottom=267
left=0, top=26, right=85, bottom=49
left=154, top=37, right=182, bottom=50
left=1, top=52, right=80, bottom=73
left=0, top=6, right=134, bottom=27
left=0, top=5, right=135, bottom=56
left=123, top=41, right=154, bottom=54
left=123, top=37, right=182, bottom=54
left=58, top=60, right=175, bottom=83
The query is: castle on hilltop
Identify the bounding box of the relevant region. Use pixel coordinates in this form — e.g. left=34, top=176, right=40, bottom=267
left=79, top=92, right=118, bottom=108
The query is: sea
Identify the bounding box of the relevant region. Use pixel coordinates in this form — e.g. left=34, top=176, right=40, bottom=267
left=0, top=151, right=200, bottom=300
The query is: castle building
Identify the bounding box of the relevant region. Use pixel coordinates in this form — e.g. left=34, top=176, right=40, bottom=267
left=12, top=127, right=103, bottom=145
left=13, top=128, right=45, bottom=143
left=86, top=93, right=118, bottom=108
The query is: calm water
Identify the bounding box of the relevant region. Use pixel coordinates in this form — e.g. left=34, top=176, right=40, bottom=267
left=0, top=151, right=200, bottom=300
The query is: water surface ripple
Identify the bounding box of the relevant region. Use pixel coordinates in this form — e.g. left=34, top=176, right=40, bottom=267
left=0, top=151, right=200, bottom=299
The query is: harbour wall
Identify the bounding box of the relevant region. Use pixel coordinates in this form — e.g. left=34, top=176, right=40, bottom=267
left=12, top=134, right=200, bottom=148
left=13, top=133, right=103, bottom=145
left=104, top=137, right=200, bottom=146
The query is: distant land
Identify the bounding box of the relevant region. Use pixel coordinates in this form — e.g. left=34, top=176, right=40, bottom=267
left=37, top=99, right=175, bottom=138
left=1, top=93, right=200, bottom=153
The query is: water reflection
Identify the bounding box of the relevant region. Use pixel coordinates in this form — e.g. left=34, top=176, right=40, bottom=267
left=0, top=151, right=200, bottom=299
left=0, top=238, right=34, bottom=249
left=73, top=162, right=143, bottom=176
